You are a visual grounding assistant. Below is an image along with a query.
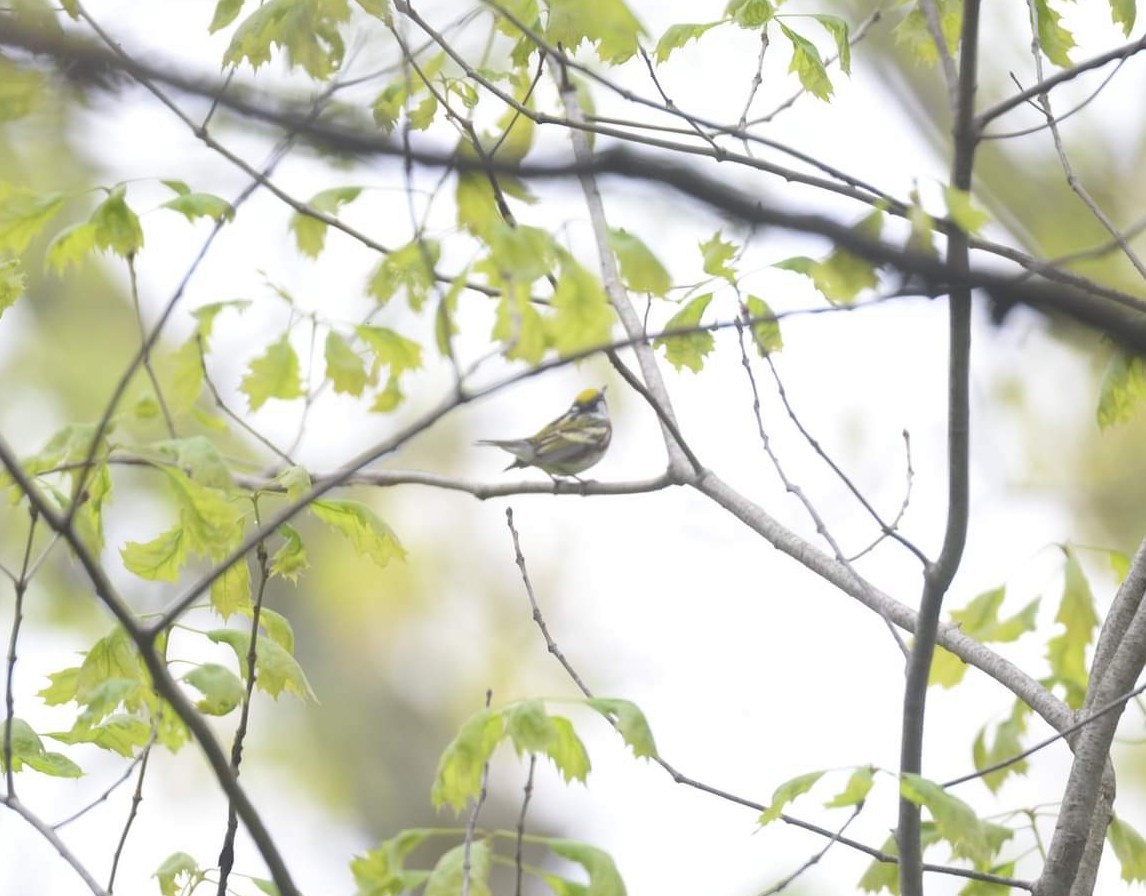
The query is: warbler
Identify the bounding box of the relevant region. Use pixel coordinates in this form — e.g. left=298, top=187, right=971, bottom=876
left=477, top=387, right=611, bottom=478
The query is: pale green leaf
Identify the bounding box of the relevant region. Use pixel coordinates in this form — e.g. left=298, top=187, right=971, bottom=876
left=653, top=22, right=720, bottom=63
left=121, top=525, right=187, bottom=582
left=241, top=334, right=304, bottom=411
left=0, top=258, right=26, bottom=319
left=742, top=294, right=782, bottom=355
left=608, top=228, right=670, bottom=295
left=1034, top=0, right=1075, bottom=66
left=155, top=852, right=201, bottom=896
left=654, top=293, right=713, bottom=373
left=424, top=842, right=492, bottom=896
left=324, top=330, right=368, bottom=395
left=432, top=709, right=505, bottom=809
left=0, top=182, right=66, bottom=252
left=825, top=765, right=875, bottom=808
left=944, top=187, right=990, bottom=235
left=546, top=839, right=627, bottom=896
left=310, top=498, right=406, bottom=567
left=1097, top=350, right=1146, bottom=429
left=207, top=629, right=317, bottom=700
left=587, top=697, right=657, bottom=758
left=550, top=254, right=614, bottom=356
left=780, top=23, right=832, bottom=100
left=162, top=192, right=234, bottom=223
left=270, top=525, right=308, bottom=582
left=760, top=770, right=825, bottom=824
left=544, top=0, right=646, bottom=63
left=700, top=230, right=737, bottom=281
left=184, top=663, right=246, bottom=715
left=1109, top=815, right=1146, bottom=882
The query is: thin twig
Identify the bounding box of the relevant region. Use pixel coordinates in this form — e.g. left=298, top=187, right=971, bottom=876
left=514, top=754, right=536, bottom=896
left=126, top=254, right=177, bottom=438
left=3, top=506, right=38, bottom=797
left=461, top=689, right=493, bottom=896
left=759, top=804, right=863, bottom=896
left=106, top=738, right=154, bottom=893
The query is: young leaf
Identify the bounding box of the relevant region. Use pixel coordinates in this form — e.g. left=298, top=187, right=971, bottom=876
left=944, top=187, right=990, bottom=235
left=223, top=0, right=351, bottom=78
left=355, top=325, right=423, bottom=378
left=726, top=0, right=774, bottom=28
left=809, top=14, right=851, bottom=73
left=587, top=697, right=657, bottom=758
left=183, top=663, right=246, bottom=715
left=155, top=852, right=202, bottom=896
left=1109, top=0, right=1136, bottom=35
left=544, top=0, right=645, bottom=63
left=48, top=715, right=151, bottom=757
left=432, top=709, right=506, bottom=809
left=550, top=254, right=614, bottom=356
left=505, top=699, right=557, bottom=754
left=700, top=230, right=738, bottom=281
left=900, top=773, right=993, bottom=867
left=210, top=557, right=252, bottom=618
left=546, top=839, right=628, bottom=896
left=1034, top=0, right=1075, bottom=66
left=162, top=192, right=234, bottom=223
left=972, top=700, right=1030, bottom=793
left=0, top=258, right=25, bottom=319
left=45, top=220, right=98, bottom=272
left=162, top=468, right=243, bottom=558
left=1109, top=814, right=1146, bottom=882
left=209, top=0, right=245, bottom=32
left=780, top=24, right=833, bottom=100
left=310, top=499, right=406, bottom=567
left=893, top=1, right=961, bottom=65
left=741, top=295, right=782, bottom=355
left=1047, top=548, right=1098, bottom=708
left=270, top=525, right=309, bottom=582
left=290, top=186, right=362, bottom=257
left=121, top=525, right=188, bottom=582
left=242, top=334, right=304, bottom=411
left=760, top=770, right=825, bottom=824
left=0, top=182, right=66, bottom=252
left=424, top=842, right=492, bottom=896
left=207, top=629, right=317, bottom=700
left=653, top=21, right=720, bottom=63
left=324, top=330, right=368, bottom=396
left=91, top=184, right=144, bottom=256
left=825, top=765, right=875, bottom=808
left=1097, top=350, right=1146, bottom=428
left=608, top=228, right=670, bottom=296
left=545, top=716, right=592, bottom=783
left=654, top=293, right=713, bottom=373
left=245, top=606, right=296, bottom=653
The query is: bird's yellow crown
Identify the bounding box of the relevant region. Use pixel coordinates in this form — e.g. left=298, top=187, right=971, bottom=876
left=574, top=387, right=605, bottom=407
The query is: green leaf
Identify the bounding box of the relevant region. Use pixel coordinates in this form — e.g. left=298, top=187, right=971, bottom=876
left=893, top=1, right=962, bottom=65
left=270, top=525, right=309, bottom=582
left=900, top=773, right=993, bottom=867
left=209, top=0, right=245, bottom=31
left=45, top=220, right=98, bottom=272
left=482, top=223, right=554, bottom=284
left=354, top=0, right=390, bottom=21
left=587, top=697, right=657, bottom=758
left=424, top=842, right=492, bottom=896
left=0, top=258, right=26, bottom=319
left=0, top=182, right=66, bottom=252
left=944, top=187, right=990, bottom=235
left=39, top=667, right=81, bottom=706
left=810, top=14, right=851, bottom=74
left=310, top=499, right=406, bottom=568
left=493, top=288, right=548, bottom=364
left=77, top=627, right=146, bottom=704
left=324, top=330, right=368, bottom=395
left=972, top=700, right=1030, bottom=793
left=546, top=839, right=627, bottom=896
left=275, top=465, right=312, bottom=501
left=776, top=212, right=882, bottom=304
left=1109, top=0, right=1136, bottom=35
left=654, top=293, right=713, bottom=373
left=121, top=525, right=187, bottom=582
left=700, top=230, right=737, bottom=281
left=207, top=629, right=317, bottom=700
left=91, top=184, right=144, bottom=256
left=742, top=295, right=782, bottom=355
left=432, top=709, right=505, bottom=809
left=355, top=325, right=423, bottom=378
left=350, top=829, right=434, bottom=895
left=545, top=716, right=593, bottom=783
left=210, top=557, right=252, bottom=618
left=1097, top=350, right=1146, bottom=428
left=249, top=606, right=296, bottom=653
left=948, top=587, right=1039, bottom=646
left=0, top=58, right=44, bottom=123
left=456, top=171, right=500, bottom=237
left=223, top=0, right=351, bottom=78
left=608, top=228, right=670, bottom=296
left=155, top=852, right=201, bottom=896
left=550, top=254, right=614, bottom=356
left=505, top=699, right=557, bottom=754
left=1047, top=548, right=1098, bottom=708
left=290, top=185, right=362, bottom=257
left=0, top=718, right=85, bottom=777
left=162, top=467, right=243, bottom=558
left=825, top=765, right=875, bottom=808
left=760, top=770, right=825, bottom=824
left=780, top=24, right=832, bottom=101
left=653, top=22, right=720, bottom=63
left=726, top=0, right=774, bottom=28
left=544, top=0, right=646, bottom=63
left=408, top=95, right=438, bottom=131
left=152, top=435, right=234, bottom=489
left=48, top=715, right=151, bottom=757
left=1034, top=0, right=1075, bottom=66
left=242, top=334, right=304, bottom=411
left=184, top=663, right=246, bottom=715
left=1109, top=815, right=1146, bottom=882
left=162, top=192, right=234, bottom=223
left=367, top=239, right=440, bottom=309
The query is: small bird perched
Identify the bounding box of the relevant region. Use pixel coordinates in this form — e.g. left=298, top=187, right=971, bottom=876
left=477, top=387, right=611, bottom=478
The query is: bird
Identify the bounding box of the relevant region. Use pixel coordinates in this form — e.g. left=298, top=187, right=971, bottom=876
left=477, top=387, right=611, bottom=478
